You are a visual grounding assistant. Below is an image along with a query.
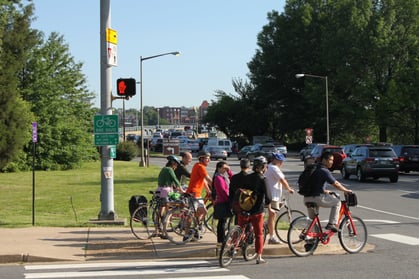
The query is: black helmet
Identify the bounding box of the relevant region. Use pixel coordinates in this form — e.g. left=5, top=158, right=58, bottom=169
left=253, top=156, right=267, bottom=168
left=166, top=155, right=181, bottom=165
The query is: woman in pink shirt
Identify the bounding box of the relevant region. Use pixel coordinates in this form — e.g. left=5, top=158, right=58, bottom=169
left=212, top=161, right=233, bottom=245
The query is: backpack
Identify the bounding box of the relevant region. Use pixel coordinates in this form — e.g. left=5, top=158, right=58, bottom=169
left=232, top=188, right=257, bottom=213
left=128, top=195, right=148, bottom=216
left=297, top=164, right=319, bottom=196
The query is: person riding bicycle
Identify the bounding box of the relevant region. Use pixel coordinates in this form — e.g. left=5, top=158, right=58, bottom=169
left=304, top=152, right=352, bottom=232
left=153, top=155, right=182, bottom=238
left=236, top=156, right=270, bottom=264
left=265, top=152, right=294, bottom=244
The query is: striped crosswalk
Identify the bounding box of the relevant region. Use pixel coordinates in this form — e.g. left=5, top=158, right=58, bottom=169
left=24, top=260, right=246, bottom=279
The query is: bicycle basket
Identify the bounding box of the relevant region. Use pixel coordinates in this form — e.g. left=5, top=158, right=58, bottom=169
left=345, top=192, right=358, bottom=206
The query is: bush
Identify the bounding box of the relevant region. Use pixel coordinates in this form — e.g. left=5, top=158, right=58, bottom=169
left=116, top=141, right=138, bottom=161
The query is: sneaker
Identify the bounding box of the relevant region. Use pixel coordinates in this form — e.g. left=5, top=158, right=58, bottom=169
left=304, top=243, right=314, bottom=252
left=268, top=237, right=282, bottom=244
left=256, top=257, right=267, bottom=264
left=183, top=234, right=192, bottom=242
left=325, top=223, right=338, bottom=232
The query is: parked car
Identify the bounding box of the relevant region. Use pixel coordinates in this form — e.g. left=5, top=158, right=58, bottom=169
left=299, top=143, right=324, bottom=161
left=179, top=141, right=192, bottom=154
left=342, top=146, right=399, bottom=182
left=206, top=146, right=228, bottom=160
left=304, top=145, right=346, bottom=171
left=150, top=138, right=163, bottom=152
left=186, top=139, right=200, bottom=152
left=341, top=143, right=373, bottom=157
left=274, top=144, right=288, bottom=156
left=391, top=145, right=419, bottom=173
left=246, top=143, right=278, bottom=162
left=205, top=138, right=233, bottom=156
left=237, top=145, right=252, bottom=160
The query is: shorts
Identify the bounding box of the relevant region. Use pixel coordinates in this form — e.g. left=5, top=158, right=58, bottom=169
left=190, top=197, right=206, bottom=211
left=269, top=200, right=283, bottom=212
left=156, top=186, right=173, bottom=203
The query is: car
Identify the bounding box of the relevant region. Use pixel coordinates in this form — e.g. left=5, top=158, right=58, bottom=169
left=246, top=143, right=278, bottom=162
left=342, top=146, right=399, bottom=182
left=186, top=139, right=200, bottom=152
left=237, top=145, right=252, bottom=160
left=299, top=143, right=324, bottom=161
left=391, top=145, right=419, bottom=173
left=206, top=146, right=227, bottom=160
left=179, top=141, right=192, bottom=154
left=150, top=138, right=163, bottom=152
left=341, top=143, right=373, bottom=157
left=304, top=145, right=346, bottom=171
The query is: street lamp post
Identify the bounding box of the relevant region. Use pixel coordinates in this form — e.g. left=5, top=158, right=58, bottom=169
left=296, top=73, right=329, bottom=144
left=139, top=51, right=180, bottom=167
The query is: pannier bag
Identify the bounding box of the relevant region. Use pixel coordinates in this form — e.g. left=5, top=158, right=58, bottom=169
left=128, top=195, right=148, bottom=216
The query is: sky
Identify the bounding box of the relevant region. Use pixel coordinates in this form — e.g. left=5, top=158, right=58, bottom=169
left=31, top=0, right=286, bottom=110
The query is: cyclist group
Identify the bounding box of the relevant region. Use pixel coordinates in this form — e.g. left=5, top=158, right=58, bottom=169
left=151, top=149, right=354, bottom=265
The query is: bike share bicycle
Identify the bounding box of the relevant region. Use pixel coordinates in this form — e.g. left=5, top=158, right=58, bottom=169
left=287, top=191, right=367, bottom=257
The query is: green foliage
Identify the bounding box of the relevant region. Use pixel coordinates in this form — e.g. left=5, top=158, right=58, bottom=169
left=116, top=141, right=138, bottom=161
left=0, top=161, right=160, bottom=227
left=0, top=1, right=37, bottom=169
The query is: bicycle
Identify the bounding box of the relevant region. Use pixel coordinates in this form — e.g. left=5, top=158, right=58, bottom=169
left=287, top=192, right=367, bottom=257
left=130, top=190, right=163, bottom=240
left=272, top=192, right=306, bottom=243
left=163, top=193, right=206, bottom=245
left=219, top=212, right=265, bottom=267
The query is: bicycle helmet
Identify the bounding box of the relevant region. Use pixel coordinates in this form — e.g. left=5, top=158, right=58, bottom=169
left=166, top=155, right=181, bottom=165
left=253, top=156, right=267, bottom=168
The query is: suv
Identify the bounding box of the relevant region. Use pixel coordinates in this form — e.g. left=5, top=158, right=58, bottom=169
left=304, top=145, right=346, bottom=171
left=342, top=146, right=399, bottom=182
left=246, top=143, right=278, bottom=162
left=392, top=145, right=419, bottom=173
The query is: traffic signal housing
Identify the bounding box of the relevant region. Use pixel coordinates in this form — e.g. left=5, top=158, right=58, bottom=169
left=116, top=78, right=136, bottom=97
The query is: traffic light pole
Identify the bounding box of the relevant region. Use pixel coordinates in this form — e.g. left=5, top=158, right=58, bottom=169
left=94, top=0, right=120, bottom=223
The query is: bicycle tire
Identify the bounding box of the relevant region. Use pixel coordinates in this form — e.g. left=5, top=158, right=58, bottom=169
left=275, top=209, right=306, bottom=243
left=204, top=203, right=214, bottom=232
left=130, top=205, right=152, bottom=240
left=287, top=216, right=319, bottom=257
left=338, top=215, right=367, bottom=253
left=219, top=225, right=242, bottom=267
left=242, top=226, right=257, bottom=261
left=163, top=207, right=190, bottom=245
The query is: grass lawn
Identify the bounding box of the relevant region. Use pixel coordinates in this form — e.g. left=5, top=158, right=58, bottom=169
left=0, top=160, right=160, bottom=227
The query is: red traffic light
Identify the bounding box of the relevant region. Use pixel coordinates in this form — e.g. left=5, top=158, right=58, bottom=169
left=116, top=78, right=136, bottom=97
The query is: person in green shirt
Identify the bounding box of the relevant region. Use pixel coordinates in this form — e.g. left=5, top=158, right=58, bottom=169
left=153, top=155, right=182, bottom=238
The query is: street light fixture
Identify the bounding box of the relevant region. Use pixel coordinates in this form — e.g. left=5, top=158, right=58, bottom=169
left=296, top=73, right=329, bottom=144
left=139, top=51, right=180, bottom=167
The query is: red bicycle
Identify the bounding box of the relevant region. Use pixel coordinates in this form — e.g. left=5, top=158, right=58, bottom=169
left=287, top=192, right=367, bottom=256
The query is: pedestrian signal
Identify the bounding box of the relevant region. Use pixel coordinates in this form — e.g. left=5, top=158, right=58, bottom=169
left=117, top=78, right=136, bottom=97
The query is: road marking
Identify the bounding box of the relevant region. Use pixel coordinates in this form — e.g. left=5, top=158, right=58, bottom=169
left=363, top=219, right=400, bottom=224
left=24, top=260, right=229, bottom=279
left=370, top=233, right=419, bottom=246
left=358, top=205, right=419, bottom=221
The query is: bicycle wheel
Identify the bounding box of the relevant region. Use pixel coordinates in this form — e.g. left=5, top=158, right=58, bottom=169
left=339, top=215, right=367, bottom=253
left=287, top=216, right=319, bottom=257
left=204, top=203, right=214, bottom=233
left=130, top=205, right=152, bottom=240
left=275, top=209, right=306, bottom=243
left=219, top=225, right=242, bottom=267
left=242, top=229, right=257, bottom=261
left=163, top=207, right=190, bottom=245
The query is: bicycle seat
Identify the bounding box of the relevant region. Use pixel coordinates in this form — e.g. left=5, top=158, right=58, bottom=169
left=149, top=190, right=161, bottom=195
left=305, top=202, right=317, bottom=208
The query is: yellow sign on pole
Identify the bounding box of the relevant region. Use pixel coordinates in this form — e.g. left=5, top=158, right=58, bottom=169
left=106, top=28, right=117, bottom=44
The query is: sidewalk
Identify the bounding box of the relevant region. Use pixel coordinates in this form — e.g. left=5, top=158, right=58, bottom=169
left=0, top=226, right=373, bottom=264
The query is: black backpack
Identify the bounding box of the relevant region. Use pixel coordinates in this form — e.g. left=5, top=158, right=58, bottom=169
left=128, top=195, right=148, bottom=216
left=297, top=164, right=320, bottom=196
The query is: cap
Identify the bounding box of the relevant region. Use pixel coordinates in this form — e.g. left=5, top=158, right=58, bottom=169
left=272, top=152, right=286, bottom=161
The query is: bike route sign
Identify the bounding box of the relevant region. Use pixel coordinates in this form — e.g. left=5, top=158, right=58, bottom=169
left=94, top=115, right=119, bottom=146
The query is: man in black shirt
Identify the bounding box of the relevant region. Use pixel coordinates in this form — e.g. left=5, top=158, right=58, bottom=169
left=174, top=152, right=192, bottom=189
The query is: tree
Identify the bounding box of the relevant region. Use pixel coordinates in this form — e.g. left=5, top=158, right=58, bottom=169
left=0, top=1, right=37, bottom=170
left=20, top=32, right=98, bottom=170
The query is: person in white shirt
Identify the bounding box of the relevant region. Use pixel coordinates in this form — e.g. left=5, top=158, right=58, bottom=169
left=264, top=152, right=294, bottom=244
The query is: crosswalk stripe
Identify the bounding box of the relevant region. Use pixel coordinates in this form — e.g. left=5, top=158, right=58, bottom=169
left=24, top=260, right=228, bottom=279
left=25, top=260, right=209, bottom=270
left=370, top=233, right=419, bottom=245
